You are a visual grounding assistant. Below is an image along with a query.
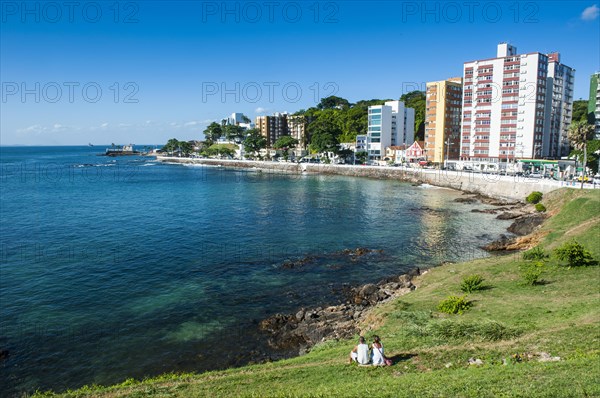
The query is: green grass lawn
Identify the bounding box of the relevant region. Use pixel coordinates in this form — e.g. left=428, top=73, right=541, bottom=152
left=35, top=189, right=600, bottom=398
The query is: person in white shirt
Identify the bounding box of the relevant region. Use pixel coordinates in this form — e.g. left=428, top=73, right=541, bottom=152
left=371, top=335, right=385, bottom=366
left=349, top=336, right=370, bottom=365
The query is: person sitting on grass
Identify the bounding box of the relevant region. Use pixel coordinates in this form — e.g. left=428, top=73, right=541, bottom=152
left=371, top=335, right=386, bottom=366
left=349, top=336, right=370, bottom=365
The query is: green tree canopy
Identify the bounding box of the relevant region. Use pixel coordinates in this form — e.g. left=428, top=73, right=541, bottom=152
left=161, top=138, right=193, bottom=156
left=310, top=132, right=338, bottom=155
left=203, top=122, right=223, bottom=144
left=317, top=95, right=350, bottom=110
left=202, top=144, right=235, bottom=158
left=273, top=135, right=299, bottom=149
left=242, top=129, right=267, bottom=157
left=572, top=100, right=589, bottom=123
left=568, top=120, right=596, bottom=189
left=223, top=124, right=246, bottom=143
left=400, top=90, right=426, bottom=141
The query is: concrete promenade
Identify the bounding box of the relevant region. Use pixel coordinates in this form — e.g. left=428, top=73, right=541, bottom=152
left=156, top=156, right=597, bottom=202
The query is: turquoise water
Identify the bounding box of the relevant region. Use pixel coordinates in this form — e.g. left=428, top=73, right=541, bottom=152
left=0, top=146, right=511, bottom=396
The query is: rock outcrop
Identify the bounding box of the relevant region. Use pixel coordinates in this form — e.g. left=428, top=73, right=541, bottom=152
left=259, top=268, right=420, bottom=353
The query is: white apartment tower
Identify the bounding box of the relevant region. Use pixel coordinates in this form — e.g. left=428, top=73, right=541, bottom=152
left=367, top=101, right=415, bottom=161
left=461, top=43, right=574, bottom=161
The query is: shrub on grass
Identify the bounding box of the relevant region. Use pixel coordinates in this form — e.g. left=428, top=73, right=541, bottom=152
left=522, top=246, right=549, bottom=261
left=437, top=295, right=472, bottom=315
left=427, top=319, right=522, bottom=341
left=526, top=191, right=543, bottom=204
left=554, top=240, right=597, bottom=267
left=535, top=203, right=547, bottom=212
left=521, top=261, right=544, bottom=286
left=460, top=275, right=485, bottom=293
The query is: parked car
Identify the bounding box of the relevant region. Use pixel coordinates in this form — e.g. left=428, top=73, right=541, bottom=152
left=528, top=172, right=543, bottom=179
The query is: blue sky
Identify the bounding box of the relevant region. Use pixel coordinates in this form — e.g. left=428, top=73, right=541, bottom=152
left=1, top=0, right=599, bottom=145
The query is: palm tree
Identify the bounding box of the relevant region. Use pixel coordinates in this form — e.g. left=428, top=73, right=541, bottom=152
left=568, top=120, right=595, bottom=189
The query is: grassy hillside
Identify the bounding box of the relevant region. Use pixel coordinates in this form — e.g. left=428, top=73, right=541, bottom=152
left=35, top=189, right=600, bottom=398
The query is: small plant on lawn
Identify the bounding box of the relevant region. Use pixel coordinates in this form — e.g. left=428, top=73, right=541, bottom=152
left=554, top=240, right=597, bottom=267
left=460, top=275, right=485, bottom=293
left=437, top=295, right=472, bottom=315
left=535, top=203, right=546, bottom=212
left=522, top=246, right=549, bottom=261
left=521, top=261, right=544, bottom=286
left=526, top=191, right=543, bottom=204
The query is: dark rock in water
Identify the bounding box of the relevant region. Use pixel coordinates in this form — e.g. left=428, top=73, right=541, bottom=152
left=472, top=207, right=507, bottom=214
left=482, top=234, right=517, bottom=251
left=496, top=212, right=522, bottom=220
left=259, top=268, right=422, bottom=353
left=280, top=256, right=316, bottom=269
left=339, top=247, right=381, bottom=257
left=0, top=349, right=9, bottom=360
left=507, top=214, right=547, bottom=236
left=454, top=197, right=478, bottom=204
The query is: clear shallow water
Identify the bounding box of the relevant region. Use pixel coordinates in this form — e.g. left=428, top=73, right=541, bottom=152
left=0, top=146, right=511, bottom=396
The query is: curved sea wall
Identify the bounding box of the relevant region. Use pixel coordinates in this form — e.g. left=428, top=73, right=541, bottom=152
left=156, top=156, right=573, bottom=201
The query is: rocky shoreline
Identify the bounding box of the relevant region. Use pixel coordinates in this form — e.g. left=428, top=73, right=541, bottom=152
left=259, top=267, right=422, bottom=355
left=257, top=193, right=547, bottom=357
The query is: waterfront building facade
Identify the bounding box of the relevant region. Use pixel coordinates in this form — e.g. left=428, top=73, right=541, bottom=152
left=367, top=100, right=415, bottom=161
left=406, top=141, right=425, bottom=162
left=425, top=78, right=462, bottom=165
left=255, top=113, right=310, bottom=152
left=255, top=113, right=289, bottom=146
left=460, top=43, right=574, bottom=162
left=222, top=112, right=254, bottom=130
left=355, top=135, right=367, bottom=153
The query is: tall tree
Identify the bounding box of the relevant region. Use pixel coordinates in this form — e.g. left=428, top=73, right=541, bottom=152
left=203, top=122, right=223, bottom=144
left=317, top=95, right=350, bottom=110
left=242, top=129, right=267, bottom=158
left=568, top=120, right=595, bottom=189
left=572, top=100, right=589, bottom=123
left=161, top=138, right=180, bottom=153
left=273, top=135, right=299, bottom=161
left=223, top=124, right=245, bottom=143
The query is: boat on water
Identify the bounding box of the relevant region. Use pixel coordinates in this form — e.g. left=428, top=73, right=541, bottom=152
left=103, top=144, right=140, bottom=157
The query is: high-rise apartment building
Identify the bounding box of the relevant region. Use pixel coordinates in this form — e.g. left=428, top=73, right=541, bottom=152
left=545, top=53, right=575, bottom=158
left=367, top=101, right=415, bottom=161
left=460, top=43, right=574, bottom=161
left=589, top=72, right=600, bottom=139
left=287, top=115, right=310, bottom=148
left=255, top=113, right=289, bottom=146
left=254, top=112, right=310, bottom=148
left=425, top=78, right=462, bottom=164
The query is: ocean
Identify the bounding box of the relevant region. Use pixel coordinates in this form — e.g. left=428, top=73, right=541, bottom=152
left=0, top=146, right=512, bottom=396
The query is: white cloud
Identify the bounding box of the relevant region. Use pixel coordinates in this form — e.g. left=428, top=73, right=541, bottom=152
left=100, top=122, right=109, bottom=128
left=581, top=4, right=599, bottom=20
left=255, top=107, right=269, bottom=114
left=17, top=123, right=71, bottom=135
left=17, top=124, right=44, bottom=134
left=184, top=121, right=199, bottom=127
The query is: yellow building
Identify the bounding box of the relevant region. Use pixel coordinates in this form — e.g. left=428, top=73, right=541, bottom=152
left=425, top=78, right=462, bottom=165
